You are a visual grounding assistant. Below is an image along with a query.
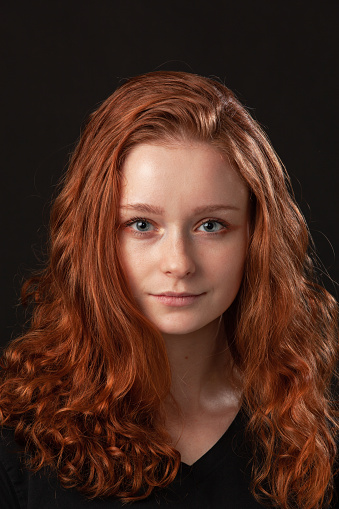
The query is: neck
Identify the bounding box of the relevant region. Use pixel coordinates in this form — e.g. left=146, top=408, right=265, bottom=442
left=162, top=317, right=239, bottom=416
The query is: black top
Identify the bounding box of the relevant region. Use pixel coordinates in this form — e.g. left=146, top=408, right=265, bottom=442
left=0, top=411, right=337, bottom=509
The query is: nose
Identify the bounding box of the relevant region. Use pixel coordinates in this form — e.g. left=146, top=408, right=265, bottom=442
left=159, top=231, right=196, bottom=278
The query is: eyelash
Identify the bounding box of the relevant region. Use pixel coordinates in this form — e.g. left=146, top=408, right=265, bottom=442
left=123, top=216, right=230, bottom=236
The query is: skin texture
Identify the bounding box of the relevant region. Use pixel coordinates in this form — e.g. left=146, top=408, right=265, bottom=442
left=119, top=142, right=250, bottom=464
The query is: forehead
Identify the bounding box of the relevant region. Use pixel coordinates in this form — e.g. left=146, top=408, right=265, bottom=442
left=120, top=142, right=249, bottom=210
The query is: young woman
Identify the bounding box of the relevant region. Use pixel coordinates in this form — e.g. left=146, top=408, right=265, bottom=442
left=0, top=71, right=338, bottom=509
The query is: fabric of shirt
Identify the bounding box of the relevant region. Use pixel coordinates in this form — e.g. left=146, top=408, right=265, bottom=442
left=0, top=410, right=338, bottom=509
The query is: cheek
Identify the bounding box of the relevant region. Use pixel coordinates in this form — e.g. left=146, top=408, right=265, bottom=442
left=215, top=264, right=245, bottom=293
left=119, top=240, right=150, bottom=291
left=208, top=241, right=247, bottom=290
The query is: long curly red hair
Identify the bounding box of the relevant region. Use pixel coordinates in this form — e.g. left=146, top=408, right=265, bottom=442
left=1, top=71, right=338, bottom=508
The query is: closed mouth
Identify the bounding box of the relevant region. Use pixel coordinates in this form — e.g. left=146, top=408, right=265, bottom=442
left=154, top=292, right=204, bottom=297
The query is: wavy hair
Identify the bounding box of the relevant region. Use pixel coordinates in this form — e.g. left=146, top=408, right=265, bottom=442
left=1, top=71, right=338, bottom=508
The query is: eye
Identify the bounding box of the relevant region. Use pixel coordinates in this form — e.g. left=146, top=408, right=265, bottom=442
left=197, top=220, right=227, bottom=233
left=124, top=217, right=154, bottom=233
left=134, top=220, right=151, bottom=232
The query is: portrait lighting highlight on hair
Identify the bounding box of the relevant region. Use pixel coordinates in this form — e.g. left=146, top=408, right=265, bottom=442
left=0, top=71, right=337, bottom=509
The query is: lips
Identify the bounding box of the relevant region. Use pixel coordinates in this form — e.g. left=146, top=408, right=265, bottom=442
left=150, top=292, right=205, bottom=307
left=156, top=292, right=203, bottom=297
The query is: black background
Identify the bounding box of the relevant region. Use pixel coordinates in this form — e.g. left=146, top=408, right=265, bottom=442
left=1, top=1, right=338, bottom=348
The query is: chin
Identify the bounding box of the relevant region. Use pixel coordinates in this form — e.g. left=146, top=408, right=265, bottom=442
left=158, top=326, right=198, bottom=336
left=153, top=317, right=217, bottom=337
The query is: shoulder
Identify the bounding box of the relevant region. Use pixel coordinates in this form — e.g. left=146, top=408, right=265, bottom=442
left=335, top=443, right=339, bottom=508
left=0, top=426, right=28, bottom=509
left=0, top=427, right=125, bottom=509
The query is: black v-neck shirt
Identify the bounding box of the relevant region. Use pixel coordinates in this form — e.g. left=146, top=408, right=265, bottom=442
left=0, top=411, right=338, bottom=508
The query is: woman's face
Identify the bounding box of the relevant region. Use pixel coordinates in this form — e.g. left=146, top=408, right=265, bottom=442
left=119, top=141, right=250, bottom=337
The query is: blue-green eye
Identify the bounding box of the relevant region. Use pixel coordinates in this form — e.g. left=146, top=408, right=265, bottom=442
left=135, top=220, right=151, bottom=231
left=197, top=221, right=226, bottom=233
left=125, top=217, right=154, bottom=232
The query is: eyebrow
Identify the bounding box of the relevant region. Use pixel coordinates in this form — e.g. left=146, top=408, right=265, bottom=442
left=120, top=203, right=240, bottom=215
